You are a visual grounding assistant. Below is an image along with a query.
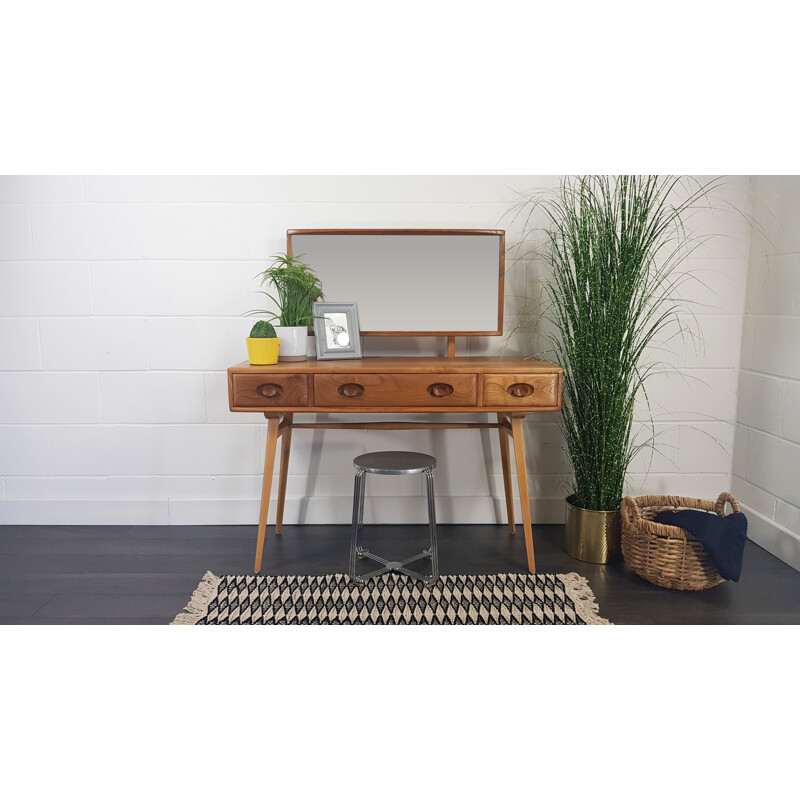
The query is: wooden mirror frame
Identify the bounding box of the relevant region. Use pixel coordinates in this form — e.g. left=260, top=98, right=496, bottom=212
left=286, top=229, right=505, bottom=338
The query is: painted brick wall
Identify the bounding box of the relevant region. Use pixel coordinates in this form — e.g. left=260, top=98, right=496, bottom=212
left=732, top=176, right=800, bottom=569
left=0, top=176, right=751, bottom=526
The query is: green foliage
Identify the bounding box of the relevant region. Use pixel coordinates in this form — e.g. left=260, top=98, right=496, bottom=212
left=531, top=175, right=720, bottom=511
left=249, top=320, right=277, bottom=338
left=248, top=252, right=324, bottom=327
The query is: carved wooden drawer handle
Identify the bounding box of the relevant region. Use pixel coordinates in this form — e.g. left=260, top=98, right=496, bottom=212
left=427, top=382, right=454, bottom=398
left=508, top=382, right=534, bottom=398
left=257, top=383, right=283, bottom=399
left=338, top=382, right=365, bottom=398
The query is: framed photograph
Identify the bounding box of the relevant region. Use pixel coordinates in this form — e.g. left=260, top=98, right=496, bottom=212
left=312, top=302, right=363, bottom=360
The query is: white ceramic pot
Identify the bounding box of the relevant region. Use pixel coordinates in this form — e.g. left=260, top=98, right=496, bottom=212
left=273, top=326, right=308, bottom=361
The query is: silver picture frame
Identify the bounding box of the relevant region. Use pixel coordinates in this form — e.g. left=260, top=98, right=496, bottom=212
left=312, top=302, right=363, bottom=360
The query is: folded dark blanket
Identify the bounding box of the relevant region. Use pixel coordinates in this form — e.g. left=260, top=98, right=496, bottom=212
left=652, top=509, right=747, bottom=581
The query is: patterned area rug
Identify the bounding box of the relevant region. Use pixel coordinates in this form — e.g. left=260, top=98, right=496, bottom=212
left=171, top=571, right=611, bottom=625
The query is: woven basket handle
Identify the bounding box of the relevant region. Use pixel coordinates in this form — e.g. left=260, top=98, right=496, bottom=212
left=714, top=492, right=740, bottom=516
left=620, top=496, right=640, bottom=524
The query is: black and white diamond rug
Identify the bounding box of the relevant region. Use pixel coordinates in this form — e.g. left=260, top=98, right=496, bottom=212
left=171, top=571, right=611, bottom=625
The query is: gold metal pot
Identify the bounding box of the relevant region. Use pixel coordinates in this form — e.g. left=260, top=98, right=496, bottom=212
left=564, top=495, right=622, bottom=564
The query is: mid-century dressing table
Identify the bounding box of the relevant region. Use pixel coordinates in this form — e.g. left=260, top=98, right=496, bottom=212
left=227, top=230, right=563, bottom=574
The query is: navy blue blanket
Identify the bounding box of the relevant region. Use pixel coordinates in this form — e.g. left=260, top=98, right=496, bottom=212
left=652, top=509, right=748, bottom=582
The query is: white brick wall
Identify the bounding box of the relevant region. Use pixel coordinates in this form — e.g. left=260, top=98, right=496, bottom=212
left=732, top=175, right=800, bottom=569
left=0, top=205, right=34, bottom=259
left=0, top=175, right=752, bottom=528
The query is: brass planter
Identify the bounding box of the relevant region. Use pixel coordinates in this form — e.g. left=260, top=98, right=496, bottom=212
left=564, top=495, right=622, bottom=564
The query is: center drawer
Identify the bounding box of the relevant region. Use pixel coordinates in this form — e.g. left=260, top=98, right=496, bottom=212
left=314, top=373, right=477, bottom=407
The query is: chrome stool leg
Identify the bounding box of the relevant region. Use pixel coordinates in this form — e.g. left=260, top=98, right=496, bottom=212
left=349, top=469, right=366, bottom=581
left=425, top=468, right=439, bottom=584
left=356, top=466, right=367, bottom=559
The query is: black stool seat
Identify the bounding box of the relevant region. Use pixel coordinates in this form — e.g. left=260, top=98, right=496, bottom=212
left=349, top=450, right=439, bottom=586
left=353, top=451, right=437, bottom=475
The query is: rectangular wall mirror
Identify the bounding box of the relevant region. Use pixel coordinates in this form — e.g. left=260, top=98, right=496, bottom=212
left=287, top=229, right=505, bottom=336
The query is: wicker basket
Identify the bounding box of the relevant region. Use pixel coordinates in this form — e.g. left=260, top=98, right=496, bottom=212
left=620, top=492, right=740, bottom=591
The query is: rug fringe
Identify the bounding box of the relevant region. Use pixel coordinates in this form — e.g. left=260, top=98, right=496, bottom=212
left=170, top=571, right=222, bottom=625
left=558, top=572, right=612, bottom=625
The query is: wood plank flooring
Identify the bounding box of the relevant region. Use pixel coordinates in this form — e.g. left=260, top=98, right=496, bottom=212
left=1, top=522, right=799, bottom=624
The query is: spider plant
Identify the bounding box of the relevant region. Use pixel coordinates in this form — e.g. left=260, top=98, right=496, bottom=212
left=530, top=175, right=719, bottom=512
left=250, top=252, right=324, bottom=327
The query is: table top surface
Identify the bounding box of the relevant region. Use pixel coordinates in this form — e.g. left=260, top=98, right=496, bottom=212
left=229, top=356, right=563, bottom=374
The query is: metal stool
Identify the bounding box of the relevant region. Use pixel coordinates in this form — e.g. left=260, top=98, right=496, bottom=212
left=349, top=451, right=439, bottom=586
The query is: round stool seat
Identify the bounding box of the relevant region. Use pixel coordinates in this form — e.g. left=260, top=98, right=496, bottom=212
left=353, top=451, right=436, bottom=476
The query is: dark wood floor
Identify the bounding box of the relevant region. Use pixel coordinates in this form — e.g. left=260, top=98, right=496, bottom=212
left=1, top=521, right=799, bottom=624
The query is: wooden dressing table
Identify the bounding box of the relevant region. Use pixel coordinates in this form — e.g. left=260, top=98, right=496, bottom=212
left=227, top=355, right=562, bottom=573
left=229, top=228, right=563, bottom=574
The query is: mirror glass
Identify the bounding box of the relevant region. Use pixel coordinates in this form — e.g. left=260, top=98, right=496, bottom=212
left=288, top=231, right=504, bottom=335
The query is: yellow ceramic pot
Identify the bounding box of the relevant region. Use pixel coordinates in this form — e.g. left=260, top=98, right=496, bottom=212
left=246, top=338, right=279, bottom=365
left=564, top=495, right=622, bottom=564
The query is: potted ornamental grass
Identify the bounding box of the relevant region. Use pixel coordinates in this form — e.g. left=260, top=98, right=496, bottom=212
left=246, top=320, right=279, bottom=365
left=251, top=252, right=324, bottom=361
left=519, top=175, right=719, bottom=563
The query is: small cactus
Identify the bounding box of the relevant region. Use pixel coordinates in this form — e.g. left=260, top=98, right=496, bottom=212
left=249, top=320, right=277, bottom=338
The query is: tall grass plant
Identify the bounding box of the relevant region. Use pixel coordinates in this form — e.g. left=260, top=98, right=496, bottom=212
left=520, top=175, right=720, bottom=511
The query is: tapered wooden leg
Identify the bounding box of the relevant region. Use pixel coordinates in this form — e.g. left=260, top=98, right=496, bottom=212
left=497, top=413, right=515, bottom=532
left=275, top=413, right=293, bottom=533
left=511, top=415, right=536, bottom=573
left=254, top=416, right=280, bottom=573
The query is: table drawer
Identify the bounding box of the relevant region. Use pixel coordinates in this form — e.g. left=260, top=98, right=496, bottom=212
left=231, top=374, right=309, bottom=407
left=314, top=373, right=477, bottom=407
left=482, top=373, right=560, bottom=408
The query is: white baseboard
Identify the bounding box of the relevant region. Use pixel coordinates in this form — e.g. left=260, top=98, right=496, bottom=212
left=741, top=503, right=800, bottom=572
left=0, top=499, right=170, bottom=526
left=0, top=496, right=567, bottom=527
